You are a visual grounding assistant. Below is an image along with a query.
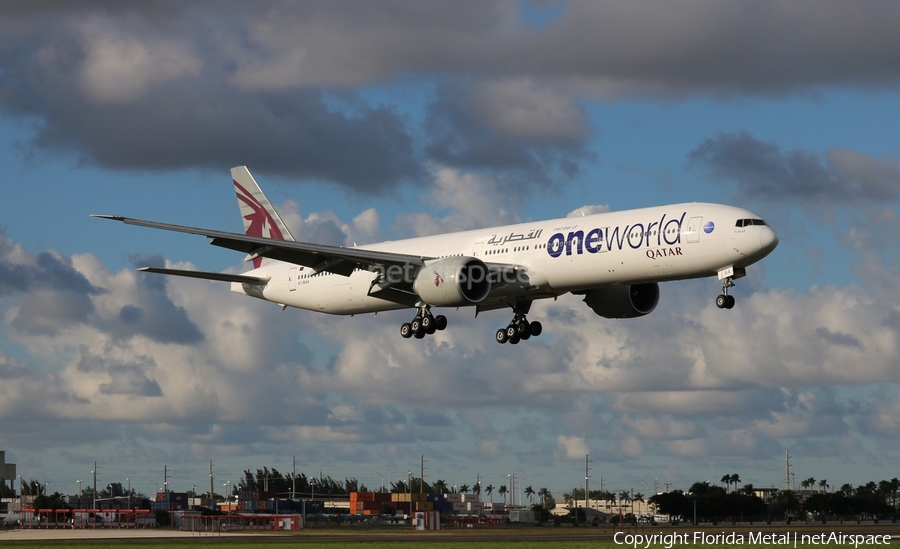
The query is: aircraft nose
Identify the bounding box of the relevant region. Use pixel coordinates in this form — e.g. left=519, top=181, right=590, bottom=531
left=759, top=226, right=779, bottom=254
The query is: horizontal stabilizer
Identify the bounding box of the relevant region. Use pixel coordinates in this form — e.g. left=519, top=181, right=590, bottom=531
left=137, top=267, right=269, bottom=285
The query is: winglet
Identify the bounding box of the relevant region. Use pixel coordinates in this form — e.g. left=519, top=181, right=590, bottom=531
left=90, top=214, right=125, bottom=221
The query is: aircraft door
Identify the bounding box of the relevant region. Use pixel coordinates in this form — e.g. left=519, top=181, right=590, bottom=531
left=289, top=267, right=297, bottom=291
left=686, top=217, right=703, bottom=243
left=472, top=242, right=484, bottom=257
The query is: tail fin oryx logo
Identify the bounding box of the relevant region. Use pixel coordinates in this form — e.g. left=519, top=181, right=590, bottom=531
left=234, top=180, right=285, bottom=268
left=433, top=271, right=443, bottom=287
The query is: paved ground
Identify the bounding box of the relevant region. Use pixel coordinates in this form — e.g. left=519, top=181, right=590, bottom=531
left=2, top=523, right=899, bottom=543
left=0, top=528, right=251, bottom=541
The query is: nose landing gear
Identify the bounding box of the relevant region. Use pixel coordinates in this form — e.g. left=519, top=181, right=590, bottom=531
left=716, top=276, right=736, bottom=309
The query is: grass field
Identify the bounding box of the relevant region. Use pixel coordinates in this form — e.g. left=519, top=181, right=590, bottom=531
left=0, top=541, right=605, bottom=549
left=0, top=542, right=892, bottom=549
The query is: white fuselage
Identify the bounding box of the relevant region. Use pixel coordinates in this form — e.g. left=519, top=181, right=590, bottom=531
left=232, top=203, right=778, bottom=315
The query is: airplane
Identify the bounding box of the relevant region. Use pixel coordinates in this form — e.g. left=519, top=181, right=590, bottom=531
left=94, top=166, right=779, bottom=344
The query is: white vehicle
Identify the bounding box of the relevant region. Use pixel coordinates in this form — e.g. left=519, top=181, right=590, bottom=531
left=508, top=509, right=535, bottom=523
left=95, top=166, right=778, bottom=343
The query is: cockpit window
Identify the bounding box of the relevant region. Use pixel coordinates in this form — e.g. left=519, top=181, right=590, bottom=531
left=735, top=218, right=768, bottom=227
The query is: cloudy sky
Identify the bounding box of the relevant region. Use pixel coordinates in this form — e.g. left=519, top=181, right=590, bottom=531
left=2, top=0, right=900, bottom=500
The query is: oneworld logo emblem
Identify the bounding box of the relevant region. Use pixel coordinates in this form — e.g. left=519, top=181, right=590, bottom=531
left=703, top=221, right=715, bottom=234
left=546, top=212, right=687, bottom=258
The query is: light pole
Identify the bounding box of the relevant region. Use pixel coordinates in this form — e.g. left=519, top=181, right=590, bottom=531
left=376, top=472, right=384, bottom=493
left=77, top=480, right=83, bottom=497
left=224, top=481, right=231, bottom=507
left=127, top=478, right=131, bottom=509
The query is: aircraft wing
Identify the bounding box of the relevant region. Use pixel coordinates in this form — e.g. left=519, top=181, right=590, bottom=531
left=92, top=215, right=429, bottom=277
left=136, top=267, right=269, bottom=285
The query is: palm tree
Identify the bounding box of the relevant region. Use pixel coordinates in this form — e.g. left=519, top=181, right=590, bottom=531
left=498, top=485, right=507, bottom=504
left=818, top=479, right=828, bottom=493
left=618, top=490, right=631, bottom=512
left=459, top=484, right=469, bottom=494
left=538, top=487, right=550, bottom=507
left=485, top=484, right=494, bottom=504
left=743, top=483, right=755, bottom=496
left=633, top=492, right=644, bottom=514
left=472, top=483, right=481, bottom=497
left=721, top=474, right=732, bottom=491
left=722, top=474, right=740, bottom=492
left=801, top=477, right=816, bottom=492
left=525, top=485, right=535, bottom=504
left=433, top=479, right=448, bottom=495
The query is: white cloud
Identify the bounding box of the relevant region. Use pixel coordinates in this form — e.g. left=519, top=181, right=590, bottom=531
left=76, top=18, right=200, bottom=104
left=394, top=165, right=521, bottom=237
left=557, top=435, right=589, bottom=460
left=567, top=204, right=611, bottom=218
left=475, top=78, right=589, bottom=141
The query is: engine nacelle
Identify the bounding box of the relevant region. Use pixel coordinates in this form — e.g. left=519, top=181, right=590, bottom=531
left=414, top=257, right=491, bottom=306
left=583, top=283, right=660, bottom=319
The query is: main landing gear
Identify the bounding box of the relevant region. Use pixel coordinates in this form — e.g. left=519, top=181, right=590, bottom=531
left=495, top=302, right=542, bottom=345
left=400, top=304, right=447, bottom=339
left=716, top=276, right=736, bottom=309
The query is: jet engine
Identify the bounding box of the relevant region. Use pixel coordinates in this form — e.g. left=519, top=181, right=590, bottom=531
left=583, top=283, right=659, bottom=319
left=413, top=257, right=490, bottom=306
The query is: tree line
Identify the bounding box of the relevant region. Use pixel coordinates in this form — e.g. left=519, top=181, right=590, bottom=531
left=648, top=477, right=900, bottom=523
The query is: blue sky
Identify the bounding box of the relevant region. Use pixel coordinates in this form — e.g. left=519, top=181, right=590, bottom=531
left=1, top=1, right=900, bottom=501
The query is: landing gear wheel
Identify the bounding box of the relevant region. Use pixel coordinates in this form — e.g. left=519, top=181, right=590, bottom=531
left=495, top=301, right=542, bottom=343
left=716, top=275, right=737, bottom=310
left=495, top=328, right=508, bottom=344
left=516, top=320, right=531, bottom=338
left=402, top=303, right=440, bottom=340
